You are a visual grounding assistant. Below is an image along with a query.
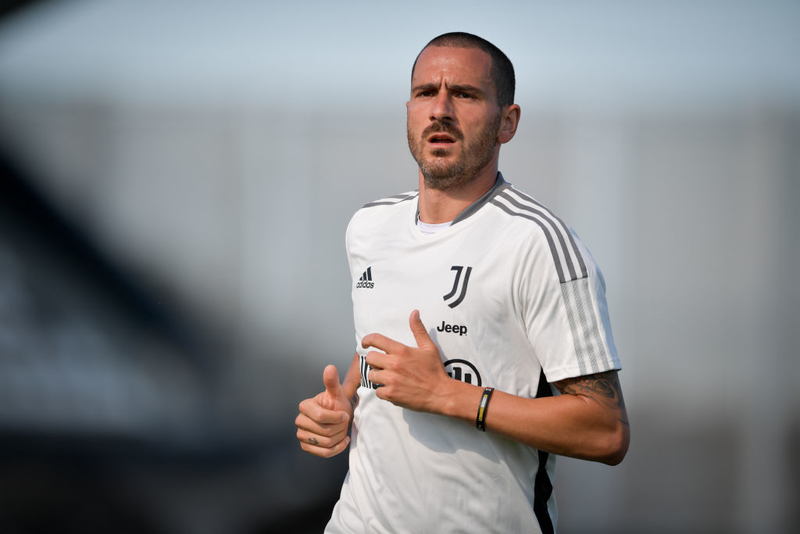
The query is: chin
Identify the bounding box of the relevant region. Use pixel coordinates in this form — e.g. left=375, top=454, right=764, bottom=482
left=422, top=169, right=471, bottom=192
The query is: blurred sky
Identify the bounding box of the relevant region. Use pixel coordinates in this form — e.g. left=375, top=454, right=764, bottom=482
left=1, top=0, right=799, bottom=108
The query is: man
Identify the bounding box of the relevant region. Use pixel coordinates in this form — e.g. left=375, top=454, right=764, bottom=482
left=295, top=32, right=629, bottom=533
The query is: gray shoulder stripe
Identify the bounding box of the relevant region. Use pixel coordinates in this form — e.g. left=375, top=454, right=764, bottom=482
left=497, top=191, right=580, bottom=282
left=362, top=192, right=418, bottom=209
left=490, top=198, right=567, bottom=284
left=505, top=189, right=588, bottom=279
left=451, top=173, right=510, bottom=225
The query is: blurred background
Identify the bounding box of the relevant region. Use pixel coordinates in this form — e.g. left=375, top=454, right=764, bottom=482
left=0, top=0, right=798, bottom=532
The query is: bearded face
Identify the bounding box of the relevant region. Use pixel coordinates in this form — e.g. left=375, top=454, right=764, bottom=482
left=407, top=112, right=501, bottom=192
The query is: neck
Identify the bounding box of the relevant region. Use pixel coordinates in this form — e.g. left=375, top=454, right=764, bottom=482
left=417, top=163, right=498, bottom=224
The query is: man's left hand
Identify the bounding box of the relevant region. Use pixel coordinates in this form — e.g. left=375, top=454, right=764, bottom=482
left=363, top=310, right=452, bottom=413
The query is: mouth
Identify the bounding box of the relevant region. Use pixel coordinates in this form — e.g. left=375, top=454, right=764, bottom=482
left=427, top=134, right=456, bottom=145
left=423, top=121, right=461, bottom=147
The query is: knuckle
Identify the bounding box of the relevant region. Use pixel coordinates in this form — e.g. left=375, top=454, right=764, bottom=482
left=306, top=406, right=321, bottom=421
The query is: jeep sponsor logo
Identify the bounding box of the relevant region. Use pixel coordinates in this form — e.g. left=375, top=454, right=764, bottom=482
left=437, top=321, right=467, bottom=336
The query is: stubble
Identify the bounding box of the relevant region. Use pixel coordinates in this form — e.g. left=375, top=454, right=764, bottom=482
left=408, top=114, right=501, bottom=192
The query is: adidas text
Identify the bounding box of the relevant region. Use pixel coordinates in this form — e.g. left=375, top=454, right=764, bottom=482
left=356, top=281, right=374, bottom=289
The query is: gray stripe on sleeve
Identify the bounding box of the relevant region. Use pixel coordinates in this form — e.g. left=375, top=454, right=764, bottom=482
left=562, top=277, right=612, bottom=375
left=561, top=280, right=588, bottom=375
left=572, top=278, right=600, bottom=373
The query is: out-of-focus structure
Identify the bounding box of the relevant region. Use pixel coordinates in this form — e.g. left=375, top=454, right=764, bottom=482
left=0, top=1, right=798, bottom=533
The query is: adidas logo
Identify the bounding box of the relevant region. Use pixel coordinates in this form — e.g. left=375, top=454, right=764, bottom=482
left=356, top=267, right=374, bottom=289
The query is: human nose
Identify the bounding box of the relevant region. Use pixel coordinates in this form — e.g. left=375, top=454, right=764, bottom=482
left=430, top=90, right=454, bottom=121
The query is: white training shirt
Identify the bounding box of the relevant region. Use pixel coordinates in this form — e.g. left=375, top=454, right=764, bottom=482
left=326, top=174, right=620, bottom=534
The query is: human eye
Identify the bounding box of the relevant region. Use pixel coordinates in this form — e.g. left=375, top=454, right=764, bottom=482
left=451, top=87, right=478, bottom=99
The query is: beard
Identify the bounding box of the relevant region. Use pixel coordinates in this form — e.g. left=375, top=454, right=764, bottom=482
left=408, top=114, right=501, bottom=192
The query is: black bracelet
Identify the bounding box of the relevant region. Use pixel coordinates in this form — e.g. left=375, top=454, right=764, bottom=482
left=476, top=387, right=494, bottom=432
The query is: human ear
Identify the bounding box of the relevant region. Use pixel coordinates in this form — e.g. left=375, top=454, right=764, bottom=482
left=498, top=104, right=521, bottom=144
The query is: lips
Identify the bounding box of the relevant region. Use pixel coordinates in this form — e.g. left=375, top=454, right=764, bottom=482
left=429, top=133, right=455, bottom=144
left=423, top=122, right=462, bottom=145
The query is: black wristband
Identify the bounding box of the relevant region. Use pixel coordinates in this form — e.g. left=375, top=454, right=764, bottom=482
left=476, top=387, right=494, bottom=432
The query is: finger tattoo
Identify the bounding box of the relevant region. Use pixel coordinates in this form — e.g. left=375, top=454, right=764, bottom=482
left=308, top=437, right=319, bottom=445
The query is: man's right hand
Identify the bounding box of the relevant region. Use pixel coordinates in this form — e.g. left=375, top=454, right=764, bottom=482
left=296, top=364, right=353, bottom=458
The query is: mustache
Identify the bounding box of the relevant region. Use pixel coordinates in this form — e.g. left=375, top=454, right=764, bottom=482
left=422, top=121, right=463, bottom=141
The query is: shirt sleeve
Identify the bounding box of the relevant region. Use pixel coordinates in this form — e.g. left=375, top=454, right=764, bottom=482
left=520, top=228, right=621, bottom=383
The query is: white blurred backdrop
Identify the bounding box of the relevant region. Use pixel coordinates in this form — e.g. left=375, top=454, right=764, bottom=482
left=0, top=1, right=798, bottom=533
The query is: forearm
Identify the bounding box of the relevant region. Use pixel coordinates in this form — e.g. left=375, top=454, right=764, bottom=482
left=436, top=374, right=630, bottom=465
left=361, top=311, right=629, bottom=465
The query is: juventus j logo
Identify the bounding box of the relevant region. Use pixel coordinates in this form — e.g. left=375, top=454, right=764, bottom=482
left=443, top=265, right=472, bottom=308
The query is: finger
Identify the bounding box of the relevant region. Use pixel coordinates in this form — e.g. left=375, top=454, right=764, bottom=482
left=322, top=364, right=343, bottom=398
left=300, top=435, right=351, bottom=458
left=367, top=367, right=385, bottom=388
left=297, top=426, right=349, bottom=449
left=295, top=412, right=349, bottom=437
left=408, top=309, right=434, bottom=349
left=298, top=398, right=350, bottom=425
left=374, top=384, right=389, bottom=402
left=364, top=350, right=390, bottom=370
left=361, top=333, right=405, bottom=354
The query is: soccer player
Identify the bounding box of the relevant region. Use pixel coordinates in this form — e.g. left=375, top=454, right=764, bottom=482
left=295, top=32, right=630, bottom=533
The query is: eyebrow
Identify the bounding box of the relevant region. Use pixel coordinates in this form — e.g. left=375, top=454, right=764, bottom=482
left=411, top=83, right=486, bottom=97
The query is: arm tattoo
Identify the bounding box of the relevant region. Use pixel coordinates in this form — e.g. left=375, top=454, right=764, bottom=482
left=555, top=371, right=629, bottom=426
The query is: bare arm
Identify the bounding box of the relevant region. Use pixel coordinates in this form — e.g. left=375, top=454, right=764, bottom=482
left=436, top=370, right=629, bottom=465
left=364, top=311, right=630, bottom=465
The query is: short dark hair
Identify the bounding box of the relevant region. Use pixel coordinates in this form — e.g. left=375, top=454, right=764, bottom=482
left=411, top=32, right=516, bottom=107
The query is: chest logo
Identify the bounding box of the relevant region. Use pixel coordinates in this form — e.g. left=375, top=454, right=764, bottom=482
left=437, top=321, right=467, bottom=336
left=443, top=265, right=472, bottom=308
left=443, top=359, right=482, bottom=386
left=356, top=266, right=374, bottom=289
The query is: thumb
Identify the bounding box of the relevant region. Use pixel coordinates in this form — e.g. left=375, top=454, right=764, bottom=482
left=322, top=364, right=343, bottom=398
left=409, top=309, right=434, bottom=348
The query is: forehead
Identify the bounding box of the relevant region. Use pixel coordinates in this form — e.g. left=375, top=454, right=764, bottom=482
left=412, top=45, right=493, bottom=89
